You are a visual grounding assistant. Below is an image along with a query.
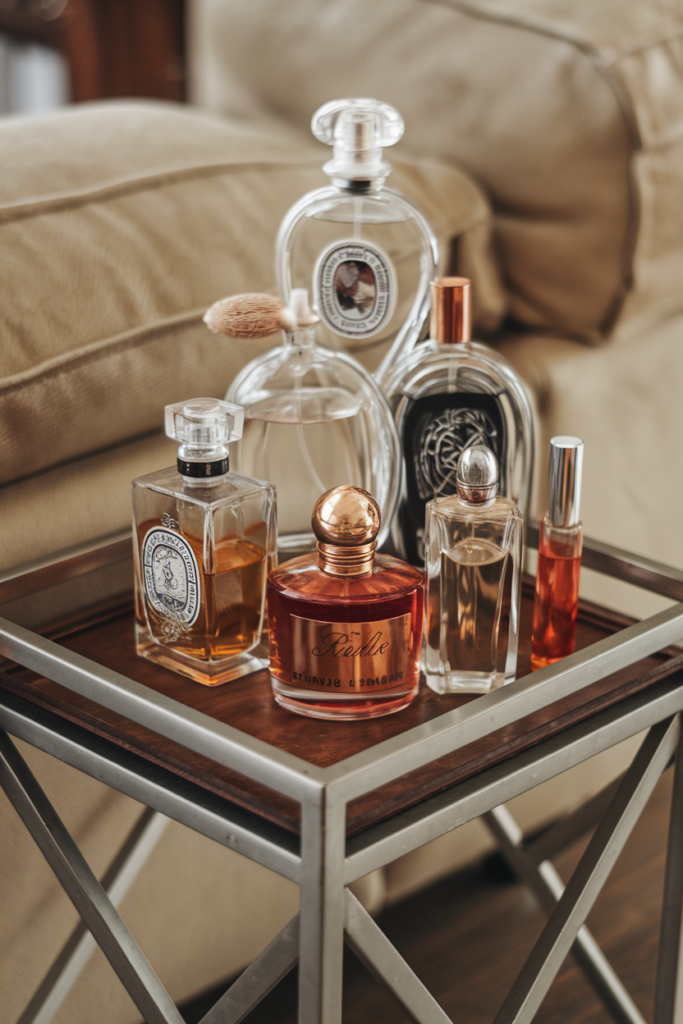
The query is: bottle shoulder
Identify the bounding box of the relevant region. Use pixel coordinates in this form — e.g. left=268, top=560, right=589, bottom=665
left=133, top=467, right=275, bottom=507
left=383, top=338, right=531, bottom=401
left=428, top=493, right=523, bottom=524
left=269, top=552, right=423, bottom=603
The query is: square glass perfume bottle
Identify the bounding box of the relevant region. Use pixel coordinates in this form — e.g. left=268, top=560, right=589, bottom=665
left=424, top=446, right=522, bottom=694
left=267, top=485, right=424, bottom=720
left=132, top=398, right=276, bottom=685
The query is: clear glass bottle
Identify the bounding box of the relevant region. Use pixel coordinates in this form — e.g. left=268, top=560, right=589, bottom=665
left=424, top=446, right=523, bottom=694
left=268, top=485, right=424, bottom=720
left=383, top=277, right=534, bottom=565
left=219, top=289, right=400, bottom=555
left=531, top=436, right=584, bottom=670
left=132, top=398, right=276, bottom=685
left=276, top=98, right=439, bottom=382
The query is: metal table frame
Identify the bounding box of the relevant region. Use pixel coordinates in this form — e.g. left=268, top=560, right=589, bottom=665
left=1, top=529, right=683, bottom=1024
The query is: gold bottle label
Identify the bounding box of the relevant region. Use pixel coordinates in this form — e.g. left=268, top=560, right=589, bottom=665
left=289, top=613, right=412, bottom=692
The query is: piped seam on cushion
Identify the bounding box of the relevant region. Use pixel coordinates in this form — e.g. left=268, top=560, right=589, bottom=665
left=0, top=157, right=326, bottom=225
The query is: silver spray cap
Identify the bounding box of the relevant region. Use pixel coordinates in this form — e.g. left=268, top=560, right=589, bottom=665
left=548, top=436, right=583, bottom=526
left=456, top=446, right=499, bottom=504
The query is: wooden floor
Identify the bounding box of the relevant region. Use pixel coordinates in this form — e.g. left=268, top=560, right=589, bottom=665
left=180, top=765, right=673, bottom=1024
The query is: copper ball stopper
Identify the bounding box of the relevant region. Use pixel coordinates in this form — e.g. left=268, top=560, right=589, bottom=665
left=312, top=486, right=380, bottom=547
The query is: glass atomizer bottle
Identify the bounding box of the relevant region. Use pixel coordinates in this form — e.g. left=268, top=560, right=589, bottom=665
left=267, top=485, right=424, bottom=720
left=531, top=436, right=584, bottom=670
left=132, top=398, right=276, bottom=685
left=424, top=446, right=523, bottom=694
left=206, top=288, right=401, bottom=555
left=276, top=97, right=439, bottom=380
left=383, top=277, right=534, bottom=565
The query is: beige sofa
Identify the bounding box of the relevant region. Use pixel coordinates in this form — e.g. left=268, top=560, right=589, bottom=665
left=2, top=0, right=683, bottom=1019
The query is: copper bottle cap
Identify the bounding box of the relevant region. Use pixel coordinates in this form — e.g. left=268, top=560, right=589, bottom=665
left=312, top=485, right=380, bottom=577
left=430, top=277, right=472, bottom=344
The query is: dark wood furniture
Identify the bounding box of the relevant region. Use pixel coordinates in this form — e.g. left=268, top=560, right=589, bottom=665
left=0, top=0, right=185, bottom=103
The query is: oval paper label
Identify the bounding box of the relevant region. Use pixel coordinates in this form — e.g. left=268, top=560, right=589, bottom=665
left=141, top=527, right=201, bottom=633
left=314, top=240, right=396, bottom=339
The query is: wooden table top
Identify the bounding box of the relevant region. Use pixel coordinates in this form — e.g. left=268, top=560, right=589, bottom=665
left=1, top=580, right=681, bottom=838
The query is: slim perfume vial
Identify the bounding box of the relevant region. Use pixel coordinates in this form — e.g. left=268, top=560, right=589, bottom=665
left=267, top=485, right=424, bottom=720
left=424, top=446, right=523, bottom=694
left=132, top=398, right=276, bottom=685
left=531, top=436, right=584, bottom=670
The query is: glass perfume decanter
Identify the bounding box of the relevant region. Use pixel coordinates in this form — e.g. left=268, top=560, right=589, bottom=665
left=383, top=277, right=534, bottom=565
left=531, top=436, right=584, bottom=669
left=268, top=485, right=424, bottom=720
left=275, top=97, right=439, bottom=381
left=132, top=398, right=276, bottom=685
left=208, top=289, right=401, bottom=555
left=424, top=446, right=523, bottom=694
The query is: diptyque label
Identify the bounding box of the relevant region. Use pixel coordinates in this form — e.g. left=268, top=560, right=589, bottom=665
left=314, top=239, right=396, bottom=339
left=141, top=527, right=201, bottom=632
left=289, top=614, right=412, bottom=691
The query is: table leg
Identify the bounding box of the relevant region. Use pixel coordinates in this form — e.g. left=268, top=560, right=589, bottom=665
left=298, top=792, right=346, bottom=1024
left=0, top=728, right=183, bottom=1024
left=654, top=716, right=683, bottom=1024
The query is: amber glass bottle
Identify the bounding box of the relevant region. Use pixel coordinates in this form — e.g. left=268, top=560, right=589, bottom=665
left=531, top=436, right=584, bottom=670
left=268, top=486, right=423, bottom=720
left=132, top=398, right=276, bottom=685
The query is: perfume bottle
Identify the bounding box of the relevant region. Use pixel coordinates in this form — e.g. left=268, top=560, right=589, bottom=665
left=424, top=446, right=523, bottom=694
left=267, top=485, right=424, bottom=720
left=383, top=277, right=534, bottom=565
left=531, top=437, right=584, bottom=670
left=206, top=289, right=401, bottom=555
left=132, top=398, right=276, bottom=685
left=275, top=97, right=439, bottom=381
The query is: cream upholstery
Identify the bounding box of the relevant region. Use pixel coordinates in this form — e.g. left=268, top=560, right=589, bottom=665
left=191, top=0, right=683, bottom=343
left=0, top=101, right=501, bottom=570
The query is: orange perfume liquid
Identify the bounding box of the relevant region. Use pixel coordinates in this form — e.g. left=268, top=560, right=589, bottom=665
left=530, top=517, right=582, bottom=670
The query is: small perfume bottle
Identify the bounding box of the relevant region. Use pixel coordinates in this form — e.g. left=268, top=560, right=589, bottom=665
left=383, top=277, right=534, bottom=565
left=531, top=436, right=584, bottom=670
left=132, top=398, right=276, bottom=685
left=424, top=446, right=523, bottom=694
left=267, top=485, right=424, bottom=720
left=275, top=97, right=438, bottom=380
left=206, top=289, right=400, bottom=555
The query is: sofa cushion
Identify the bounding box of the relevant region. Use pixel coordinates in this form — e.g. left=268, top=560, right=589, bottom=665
left=0, top=100, right=503, bottom=499
left=191, top=0, right=683, bottom=342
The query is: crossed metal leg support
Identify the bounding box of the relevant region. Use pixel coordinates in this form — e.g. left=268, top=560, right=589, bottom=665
left=3, top=716, right=683, bottom=1024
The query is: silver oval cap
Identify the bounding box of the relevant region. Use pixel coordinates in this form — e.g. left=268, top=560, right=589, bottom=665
left=548, top=436, right=584, bottom=526
left=456, top=446, right=498, bottom=504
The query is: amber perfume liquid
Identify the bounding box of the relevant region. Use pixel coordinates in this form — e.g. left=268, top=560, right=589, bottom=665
left=135, top=518, right=268, bottom=664
left=531, top=517, right=582, bottom=669
left=439, top=539, right=512, bottom=681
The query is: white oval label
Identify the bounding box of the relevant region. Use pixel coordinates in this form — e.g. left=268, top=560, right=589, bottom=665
left=141, top=527, right=201, bottom=635
left=314, top=240, right=396, bottom=339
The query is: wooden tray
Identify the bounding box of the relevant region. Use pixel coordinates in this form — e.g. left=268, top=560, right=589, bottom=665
left=2, top=579, right=681, bottom=838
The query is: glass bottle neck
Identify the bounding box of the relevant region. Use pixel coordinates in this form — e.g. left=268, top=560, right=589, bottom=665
left=284, top=324, right=317, bottom=348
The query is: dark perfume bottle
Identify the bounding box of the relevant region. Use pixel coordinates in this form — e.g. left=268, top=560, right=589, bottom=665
left=383, top=278, right=534, bottom=565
